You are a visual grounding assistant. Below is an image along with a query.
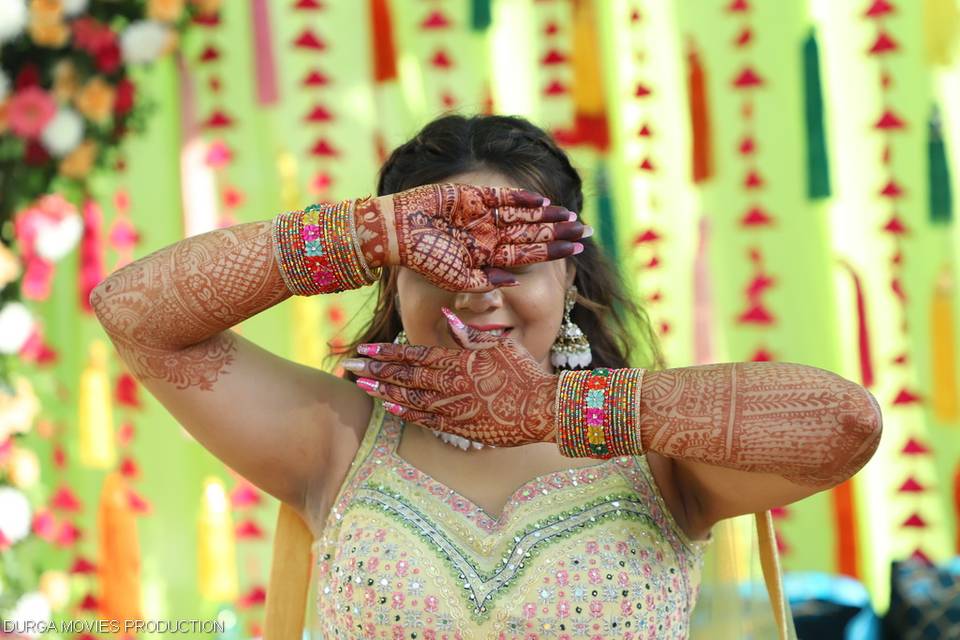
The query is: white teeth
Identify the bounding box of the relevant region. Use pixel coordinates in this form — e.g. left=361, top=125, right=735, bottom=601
left=480, top=328, right=508, bottom=336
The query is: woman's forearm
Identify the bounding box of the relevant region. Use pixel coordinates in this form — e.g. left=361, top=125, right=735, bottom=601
left=638, top=362, right=883, bottom=487
left=89, top=221, right=292, bottom=385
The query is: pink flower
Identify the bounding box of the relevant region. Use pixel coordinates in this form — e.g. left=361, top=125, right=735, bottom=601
left=424, top=595, right=438, bottom=612
left=7, top=87, right=56, bottom=139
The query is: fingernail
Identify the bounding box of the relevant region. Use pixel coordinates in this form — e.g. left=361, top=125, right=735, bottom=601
left=342, top=358, right=365, bottom=371
left=542, top=197, right=551, bottom=206
left=357, top=344, right=380, bottom=356
left=572, top=243, right=585, bottom=255
left=568, top=211, right=578, bottom=221
left=489, top=271, right=517, bottom=286
left=582, top=226, right=594, bottom=238
left=383, top=401, right=405, bottom=415
left=356, top=378, right=379, bottom=392
left=441, top=306, right=466, bottom=330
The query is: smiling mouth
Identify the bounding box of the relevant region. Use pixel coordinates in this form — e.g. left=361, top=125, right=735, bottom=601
left=467, top=327, right=513, bottom=337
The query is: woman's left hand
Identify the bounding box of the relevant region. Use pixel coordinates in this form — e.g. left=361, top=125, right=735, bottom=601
left=344, top=307, right=558, bottom=447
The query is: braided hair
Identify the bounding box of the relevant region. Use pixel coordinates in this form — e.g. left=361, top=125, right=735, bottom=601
left=333, top=114, right=666, bottom=377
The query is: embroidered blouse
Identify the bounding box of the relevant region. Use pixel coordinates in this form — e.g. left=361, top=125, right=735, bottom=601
left=311, top=398, right=709, bottom=639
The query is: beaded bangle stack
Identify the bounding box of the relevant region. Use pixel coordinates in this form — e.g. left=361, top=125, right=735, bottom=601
left=272, top=198, right=380, bottom=296
left=555, top=368, right=645, bottom=459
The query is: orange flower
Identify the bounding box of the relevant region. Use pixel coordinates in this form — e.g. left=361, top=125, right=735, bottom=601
left=30, top=0, right=64, bottom=19
left=59, top=139, right=97, bottom=179
left=148, top=0, right=185, bottom=22
left=52, top=60, right=80, bottom=103
left=29, top=15, right=69, bottom=48
left=74, top=77, right=115, bottom=124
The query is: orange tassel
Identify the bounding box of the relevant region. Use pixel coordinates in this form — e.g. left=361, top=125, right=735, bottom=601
left=78, top=340, right=116, bottom=469
left=688, top=41, right=713, bottom=183
left=370, top=0, right=398, bottom=83
left=831, top=479, right=860, bottom=579
left=97, top=472, right=142, bottom=624
left=932, top=265, right=959, bottom=422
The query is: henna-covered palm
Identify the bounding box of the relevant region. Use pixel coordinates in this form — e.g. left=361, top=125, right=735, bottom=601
left=347, top=307, right=558, bottom=446
left=354, top=183, right=584, bottom=292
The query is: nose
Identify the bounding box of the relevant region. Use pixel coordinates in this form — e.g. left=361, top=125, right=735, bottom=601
left=452, top=286, right=504, bottom=313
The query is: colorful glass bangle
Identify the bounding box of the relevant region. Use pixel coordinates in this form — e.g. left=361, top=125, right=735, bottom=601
left=271, top=198, right=379, bottom=296
left=555, top=367, right=645, bottom=459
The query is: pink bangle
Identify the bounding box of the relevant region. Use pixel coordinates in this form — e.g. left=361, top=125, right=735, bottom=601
left=272, top=198, right=379, bottom=295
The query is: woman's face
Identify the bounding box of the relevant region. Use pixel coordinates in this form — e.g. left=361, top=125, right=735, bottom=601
left=395, top=169, right=576, bottom=373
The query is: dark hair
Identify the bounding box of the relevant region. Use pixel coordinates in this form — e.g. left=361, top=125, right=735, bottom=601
left=330, top=114, right=666, bottom=377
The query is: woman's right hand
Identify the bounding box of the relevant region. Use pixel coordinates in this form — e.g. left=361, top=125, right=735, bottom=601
left=353, top=183, right=587, bottom=291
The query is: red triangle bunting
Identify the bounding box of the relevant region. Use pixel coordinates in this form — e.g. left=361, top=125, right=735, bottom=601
left=744, top=170, right=765, bottom=189
left=421, top=10, right=451, bottom=29
left=728, top=0, right=750, bottom=11
left=639, top=157, right=656, bottom=172
left=738, top=304, right=776, bottom=325
left=203, top=110, right=234, bottom=129
left=864, top=0, right=895, bottom=18
left=735, top=27, right=753, bottom=47
left=635, top=83, right=653, bottom=98
left=303, top=69, right=330, bottom=87
left=310, top=139, right=339, bottom=157
left=544, top=80, right=568, bottom=95
left=733, top=67, right=765, bottom=88
left=305, top=105, right=334, bottom=122
left=882, top=214, right=908, bottom=235
left=544, top=21, right=559, bottom=36
left=431, top=49, right=453, bottom=69
left=879, top=179, right=904, bottom=198
left=869, top=31, right=899, bottom=55
left=875, top=109, right=906, bottom=130
left=739, top=136, right=756, bottom=155
left=638, top=124, right=652, bottom=137
left=741, top=206, right=774, bottom=226
left=199, top=45, right=220, bottom=63
left=897, top=477, right=926, bottom=493
left=294, top=0, right=325, bottom=9
left=902, top=437, right=930, bottom=455
left=294, top=29, right=326, bottom=50
left=901, top=513, right=926, bottom=528
left=634, top=229, right=662, bottom=244
left=542, top=49, right=568, bottom=65
left=892, top=388, right=922, bottom=405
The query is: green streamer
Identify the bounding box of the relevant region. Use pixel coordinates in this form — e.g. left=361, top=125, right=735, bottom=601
left=929, top=104, right=954, bottom=224
left=594, top=160, right=621, bottom=271
left=471, top=0, right=493, bottom=31
left=803, top=28, right=830, bottom=199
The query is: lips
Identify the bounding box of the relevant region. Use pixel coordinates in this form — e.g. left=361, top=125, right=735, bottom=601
left=466, top=324, right=513, bottom=337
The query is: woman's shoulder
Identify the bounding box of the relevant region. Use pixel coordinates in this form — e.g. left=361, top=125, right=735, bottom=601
left=306, top=391, right=383, bottom=537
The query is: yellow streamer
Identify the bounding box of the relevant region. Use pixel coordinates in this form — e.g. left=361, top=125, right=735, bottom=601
left=923, top=0, right=960, bottom=66
left=571, top=0, right=605, bottom=117
left=78, top=340, right=116, bottom=469
left=932, top=265, right=959, bottom=422
left=197, top=477, right=238, bottom=601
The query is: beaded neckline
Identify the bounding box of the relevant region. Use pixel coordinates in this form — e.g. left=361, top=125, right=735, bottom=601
left=384, top=413, right=618, bottom=532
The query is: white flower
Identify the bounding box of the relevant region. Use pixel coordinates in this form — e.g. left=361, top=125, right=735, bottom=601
left=35, top=212, right=82, bottom=261
left=40, top=107, right=84, bottom=157
left=120, top=20, right=172, bottom=64
left=62, top=0, right=89, bottom=17
left=0, top=0, right=28, bottom=45
left=0, top=70, right=9, bottom=101
left=9, top=592, right=51, bottom=638
left=0, top=486, right=32, bottom=544
left=0, top=302, right=34, bottom=355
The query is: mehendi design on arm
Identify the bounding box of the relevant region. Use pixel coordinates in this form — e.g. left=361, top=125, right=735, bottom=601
left=638, top=362, right=883, bottom=487
left=90, top=221, right=290, bottom=390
